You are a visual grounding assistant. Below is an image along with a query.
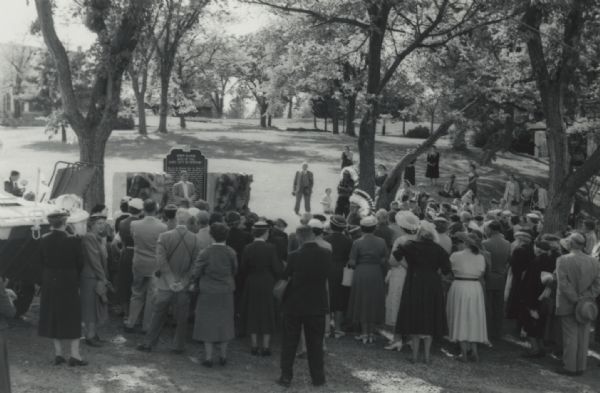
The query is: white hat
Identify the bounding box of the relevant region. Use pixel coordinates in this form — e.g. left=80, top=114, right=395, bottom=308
left=308, top=219, right=324, bottom=229
left=360, top=215, right=377, bottom=227
left=129, top=198, right=143, bottom=210
left=395, top=211, right=420, bottom=231
left=526, top=213, right=541, bottom=221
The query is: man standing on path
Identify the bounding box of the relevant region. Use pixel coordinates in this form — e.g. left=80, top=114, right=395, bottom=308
left=555, top=233, right=600, bottom=376
left=278, top=225, right=331, bottom=388
left=482, top=220, right=511, bottom=341
left=292, top=162, right=314, bottom=216
left=125, top=199, right=168, bottom=334
left=137, top=209, right=199, bottom=353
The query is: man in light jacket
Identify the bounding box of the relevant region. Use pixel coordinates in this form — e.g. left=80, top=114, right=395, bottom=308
left=137, top=209, right=199, bottom=353
left=125, top=199, right=167, bottom=333
left=555, top=232, right=600, bottom=376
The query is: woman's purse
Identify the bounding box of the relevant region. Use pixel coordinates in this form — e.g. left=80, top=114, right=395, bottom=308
left=342, top=265, right=354, bottom=287
left=273, top=279, right=289, bottom=302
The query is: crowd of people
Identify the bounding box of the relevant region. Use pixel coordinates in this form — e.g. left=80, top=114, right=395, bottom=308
left=1, top=155, right=600, bottom=390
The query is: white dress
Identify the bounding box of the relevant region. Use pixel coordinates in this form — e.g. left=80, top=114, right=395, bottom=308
left=446, top=250, right=488, bottom=343
left=385, top=234, right=417, bottom=326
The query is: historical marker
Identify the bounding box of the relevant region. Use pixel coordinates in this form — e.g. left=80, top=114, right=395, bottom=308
left=163, top=148, right=208, bottom=201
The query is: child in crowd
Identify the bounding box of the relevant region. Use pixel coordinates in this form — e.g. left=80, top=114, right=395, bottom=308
left=321, top=188, right=334, bottom=214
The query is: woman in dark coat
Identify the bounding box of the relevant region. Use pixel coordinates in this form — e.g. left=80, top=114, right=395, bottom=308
left=38, top=210, right=87, bottom=366
left=425, top=146, right=440, bottom=185
left=324, top=215, right=353, bottom=338
left=335, top=170, right=355, bottom=217
left=519, top=240, right=555, bottom=357
left=347, top=216, right=388, bottom=344
left=404, top=158, right=417, bottom=186
left=0, top=279, right=16, bottom=392
left=341, top=145, right=354, bottom=169
left=394, top=222, right=451, bottom=364
left=505, top=231, right=535, bottom=320
left=240, top=222, right=282, bottom=356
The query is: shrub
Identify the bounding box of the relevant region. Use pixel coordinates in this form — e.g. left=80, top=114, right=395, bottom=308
left=406, top=125, right=430, bottom=139
left=113, top=114, right=135, bottom=130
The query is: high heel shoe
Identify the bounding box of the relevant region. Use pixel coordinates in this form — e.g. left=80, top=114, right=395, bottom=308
left=384, top=341, right=403, bottom=351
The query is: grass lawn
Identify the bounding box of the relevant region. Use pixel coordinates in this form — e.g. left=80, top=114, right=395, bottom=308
left=2, top=117, right=599, bottom=392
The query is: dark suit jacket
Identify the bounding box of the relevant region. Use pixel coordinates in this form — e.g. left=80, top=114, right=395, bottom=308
left=4, top=180, right=23, bottom=197
left=293, top=171, right=314, bottom=194
left=482, top=234, right=511, bottom=290
left=282, top=242, right=332, bottom=316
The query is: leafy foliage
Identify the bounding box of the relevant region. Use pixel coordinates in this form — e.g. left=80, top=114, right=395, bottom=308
left=406, top=126, right=431, bottom=139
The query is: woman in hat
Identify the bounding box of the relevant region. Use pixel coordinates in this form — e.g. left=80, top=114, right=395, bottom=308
left=38, top=210, right=87, bottom=366
left=335, top=170, right=356, bottom=217
left=384, top=211, right=419, bottom=350
left=446, top=232, right=488, bottom=362
left=505, top=231, right=535, bottom=322
left=347, top=216, right=388, bottom=344
left=425, top=146, right=440, bottom=185
left=80, top=213, right=111, bottom=348
left=191, top=223, right=237, bottom=367
left=519, top=240, right=556, bottom=358
left=324, top=215, right=353, bottom=338
left=240, top=221, right=283, bottom=356
left=394, top=222, right=451, bottom=364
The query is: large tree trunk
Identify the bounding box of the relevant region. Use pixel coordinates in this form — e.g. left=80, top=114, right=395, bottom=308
left=345, top=93, right=357, bottom=136
left=136, top=96, right=147, bottom=135
left=78, top=131, right=108, bottom=208
left=179, top=115, right=186, bottom=129
left=130, top=70, right=148, bottom=136
left=61, top=124, right=66, bottom=143
left=158, top=70, right=170, bottom=133
left=358, top=10, right=387, bottom=197
left=287, top=98, right=293, bottom=119
left=267, top=115, right=272, bottom=127
left=259, top=102, right=267, bottom=128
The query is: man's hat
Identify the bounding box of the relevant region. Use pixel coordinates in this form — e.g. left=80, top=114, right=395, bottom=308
left=330, top=215, right=347, bottom=229
left=360, top=215, right=377, bottom=228
left=47, top=208, right=69, bottom=219
left=308, top=219, right=324, bottom=229
left=575, top=298, right=598, bottom=324
left=164, top=203, right=178, bottom=212
left=253, top=220, right=271, bottom=230
left=129, top=198, right=144, bottom=211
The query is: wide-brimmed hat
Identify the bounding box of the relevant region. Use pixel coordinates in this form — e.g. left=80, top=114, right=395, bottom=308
left=275, top=218, right=288, bottom=228
left=514, top=231, right=533, bottom=241
left=253, top=220, right=271, bottom=230
left=501, top=210, right=513, bottom=217
left=575, top=298, right=598, bottom=324
left=454, top=231, right=482, bottom=250
left=526, top=213, right=541, bottom=222
left=330, top=215, right=347, bottom=229
left=360, top=215, right=377, bottom=228
left=560, top=232, right=586, bottom=251
left=308, top=218, right=324, bottom=229
left=313, top=214, right=327, bottom=223
left=164, top=203, right=178, bottom=212
left=395, top=211, right=420, bottom=231
left=47, top=208, right=70, bottom=219
left=129, top=198, right=144, bottom=211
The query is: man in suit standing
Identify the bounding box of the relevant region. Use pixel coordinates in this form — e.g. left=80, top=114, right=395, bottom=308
left=482, top=220, right=511, bottom=341
left=125, top=199, right=168, bottom=334
left=555, top=232, right=600, bottom=376
left=278, top=225, right=331, bottom=388
left=137, top=209, right=199, bottom=353
left=292, top=163, right=314, bottom=215
left=4, top=170, right=24, bottom=197
left=173, top=171, right=196, bottom=207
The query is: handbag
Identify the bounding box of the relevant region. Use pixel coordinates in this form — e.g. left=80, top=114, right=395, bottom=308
left=342, top=265, right=354, bottom=287
left=273, top=279, right=289, bottom=302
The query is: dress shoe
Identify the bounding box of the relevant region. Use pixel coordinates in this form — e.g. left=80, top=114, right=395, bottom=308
left=68, top=358, right=88, bottom=367
left=260, top=348, right=272, bottom=357
left=384, top=341, right=403, bottom=351
left=53, top=356, right=66, bottom=366
left=136, top=344, right=152, bottom=352
left=219, top=357, right=227, bottom=366
left=85, top=338, right=102, bottom=348
left=276, top=377, right=291, bottom=388
left=201, top=360, right=213, bottom=368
